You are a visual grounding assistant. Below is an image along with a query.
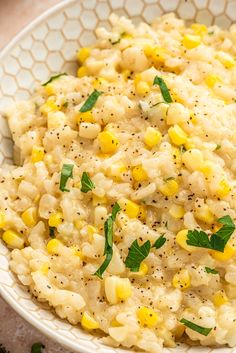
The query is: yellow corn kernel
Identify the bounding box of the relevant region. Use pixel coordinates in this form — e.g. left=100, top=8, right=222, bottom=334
left=191, top=23, right=207, bottom=36
left=216, top=51, right=235, bottom=69
left=106, top=163, right=126, bottom=181
left=122, top=69, right=131, bottom=80
left=151, top=46, right=166, bottom=65
left=200, top=161, right=214, bottom=177
left=189, top=110, right=198, bottom=124
left=172, top=269, right=191, bottom=290
left=110, top=319, right=122, bottom=327
left=92, top=195, right=107, bottom=206
left=98, top=131, right=119, bottom=154
left=70, top=245, right=84, bottom=259
left=183, top=34, right=201, bottom=49
left=87, top=225, right=97, bottom=237
left=143, top=43, right=154, bottom=57
left=137, top=205, right=147, bottom=222
left=77, top=111, right=94, bottom=124
left=176, top=229, right=196, bottom=252
left=116, top=279, right=132, bottom=301
left=182, top=149, right=204, bottom=172
left=205, top=74, right=222, bottom=88
left=132, top=165, right=148, bottom=182
left=122, top=33, right=133, bottom=40
left=44, top=83, right=56, bottom=96
left=144, top=127, right=162, bottom=148
left=2, top=230, right=24, bottom=249
left=21, top=207, right=37, bottom=227
left=118, top=198, right=140, bottom=218
left=172, top=147, right=182, bottom=166
left=40, top=263, right=49, bottom=275
left=215, top=179, right=231, bottom=198
left=77, top=47, right=91, bottom=63
left=195, top=204, right=214, bottom=225
left=77, top=66, right=88, bottom=78
left=137, top=307, right=159, bottom=328
left=93, top=77, right=107, bottom=89
left=213, top=290, right=229, bottom=306
left=39, top=100, right=58, bottom=115
left=0, top=211, right=6, bottom=228
left=74, top=220, right=87, bottom=230
left=210, top=243, right=235, bottom=261
left=175, top=324, right=186, bottom=339
left=184, top=139, right=195, bottom=150
left=31, top=146, right=45, bottom=163
left=135, top=81, right=150, bottom=95
left=46, top=238, right=62, bottom=255
left=158, top=179, right=179, bottom=197
left=132, top=262, right=149, bottom=277
left=168, top=125, right=187, bottom=146
left=81, top=311, right=100, bottom=330
left=48, top=212, right=63, bottom=228
left=169, top=204, right=185, bottom=219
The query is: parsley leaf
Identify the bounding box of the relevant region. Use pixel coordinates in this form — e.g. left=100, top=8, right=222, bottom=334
left=205, top=267, right=218, bottom=274
left=80, top=172, right=95, bottom=193
left=215, top=144, right=221, bottom=150
left=153, top=234, right=166, bottom=249
left=49, top=226, right=55, bottom=238
left=94, top=203, right=121, bottom=279
left=153, top=76, right=173, bottom=103
left=79, top=90, right=103, bottom=112
left=59, top=164, right=74, bottom=192
left=42, top=73, right=67, bottom=86
left=125, top=240, right=151, bottom=272
left=186, top=215, right=235, bottom=252
left=31, top=343, right=45, bottom=353
left=180, top=318, right=212, bottom=336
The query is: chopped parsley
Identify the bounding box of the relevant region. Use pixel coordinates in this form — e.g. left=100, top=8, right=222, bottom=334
left=80, top=172, right=95, bottom=193
left=62, top=101, right=68, bottom=108
left=205, top=267, right=218, bottom=274
left=180, top=318, right=212, bottom=336
left=153, top=76, right=173, bottom=103
left=31, top=343, right=45, bottom=353
left=215, top=144, right=221, bottom=150
left=94, top=203, right=121, bottom=279
left=42, top=73, right=67, bottom=86
left=186, top=215, right=235, bottom=252
left=59, top=164, right=74, bottom=192
left=79, top=90, right=103, bottom=112
left=153, top=234, right=167, bottom=249
left=49, top=226, right=55, bottom=238
left=179, top=145, right=187, bottom=154
left=208, top=31, right=214, bottom=36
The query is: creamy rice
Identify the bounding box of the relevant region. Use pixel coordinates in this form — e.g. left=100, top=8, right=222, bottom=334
left=1, top=13, right=236, bottom=353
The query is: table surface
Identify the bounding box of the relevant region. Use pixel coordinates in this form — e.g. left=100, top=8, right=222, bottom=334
left=0, top=4, right=73, bottom=353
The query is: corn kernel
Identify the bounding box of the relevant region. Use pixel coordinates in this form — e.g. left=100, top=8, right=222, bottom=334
left=46, top=238, right=62, bottom=255
left=110, top=319, right=122, bottom=327
left=3, top=230, right=24, bottom=249
left=105, top=276, right=132, bottom=304
left=138, top=205, right=147, bottom=222
left=40, top=263, right=49, bottom=275
left=216, top=51, right=235, bottom=69
left=31, top=146, right=45, bottom=163
left=191, top=23, right=207, bottom=36
left=158, top=179, right=179, bottom=197
left=143, top=44, right=154, bottom=57
left=183, top=34, right=201, bottom=49
left=137, top=307, right=159, bottom=328
left=184, top=139, right=195, bottom=150
left=122, top=33, right=133, bottom=40
left=172, top=147, right=182, bottom=167
left=77, top=110, right=94, bottom=124
left=132, top=165, right=148, bottom=182
left=39, top=100, right=58, bottom=115
left=92, top=195, right=107, bottom=206
left=176, top=229, right=196, bottom=252
left=81, top=311, right=100, bottom=330
left=0, top=211, right=6, bottom=228
left=44, top=83, right=56, bottom=96
left=205, top=74, right=222, bottom=88
left=213, top=290, right=229, bottom=306
left=77, top=47, right=91, bottom=63
left=168, top=125, right=187, bottom=146
left=182, top=149, right=204, bottom=172
left=70, top=245, right=84, bottom=259
left=118, top=198, right=140, bottom=218
left=195, top=204, right=214, bottom=225
left=48, top=212, right=63, bottom=228
left=131, top=262, right=149, bottom=277
left=215, top=179, right=231, bottom=198
left=21, top=207, right=38, bottom=227
left=144, top=127, right=162, bottom=148
left=210, top=243, right=235, bottom=261
left=172, top=269, right=191, bottom=290
left=106, top=163, right=126, bottom=181
left=151, top=46, right=166, bottom=65
left=116, top=279, right=132, bottom=301
left=169, top=204, right=185, bottom=219
left=135, top=81, right=150, bottom=95
left=122, top=69, right=131, bottom=80
left=98, top=131, right=119, bottom=154
left=175, top=324, right=186, bottom=339
left=200, top=161, right=214, bottom=177
left=77, top=66, right=88, bottom=78
left=47, top=111, right=66, bottom=129
left=74, top=220, right=87, bottom=230
left=93, top=77, right=107, bottom=89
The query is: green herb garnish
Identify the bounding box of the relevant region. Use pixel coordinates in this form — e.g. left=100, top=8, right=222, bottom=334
left=164, top=176, right=175, bottom=182
left=153, top=234, right=167, bottom=249
left=31, top=343, right=45, bottom=353
left=205, top=267, right=218, bottom=274
left=62, top=101, right=68, bottom=108
left=49, top=226, right=55, bottom=238
left=79, top=90, right=103, bottom=112
left=80, top=172, right=95, bottom=193
left=180, top=318, right=212, bottom=336
left=208, top=31, right=214, bottom=36
left=215, top=144, right=221, bottom=150
left=179, top=145, right=187, bottom=154
left=186, top=215, right=235, bottom=252
left=59, top=164, right=74, bottom=192
left=94, top=203, right=121, bottom=279
left=42, top=73, right=67, bottom=86
left=153, top=76, right=173, bottom=103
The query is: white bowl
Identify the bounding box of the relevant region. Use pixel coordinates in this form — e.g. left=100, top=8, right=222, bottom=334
left=0, top=1, right=235, bottom=352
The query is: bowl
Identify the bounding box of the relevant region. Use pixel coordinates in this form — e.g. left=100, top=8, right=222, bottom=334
left=0, top=1, right=235, bottom=352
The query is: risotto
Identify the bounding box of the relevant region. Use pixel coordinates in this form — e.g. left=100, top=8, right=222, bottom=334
left=1, top=13, right=236, bottom=353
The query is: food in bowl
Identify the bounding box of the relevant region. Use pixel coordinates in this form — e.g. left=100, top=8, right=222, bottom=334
left=1, top=12, right=236, bottom=353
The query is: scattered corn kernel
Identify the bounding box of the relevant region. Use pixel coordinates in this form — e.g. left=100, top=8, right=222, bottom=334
left=31, top=146, right=45, bottom=163
left=39, top=100, right=58, bottom=115
left=122, top=69, right=131, bottom=80
left=0, top=211, right=6, bottom=228
left=77, top=66, right=88, bottom=78
left=132, top=165, right=148, bottom=182
left=172, top=269, right=191, bottom=290
left=176, top=229, right=196, bottom=252
left=98, top=131, right=119, bottom=154
left=106, top=163, right=126, bottom=181
left=46, top=238, right=62, bottom=255
left=205, top=74, right=222, bottom=88
left=48, top=212, right=63, bottom=228
left=137, top=307, right=159, bottom=328
left=184, top=139, right=195, bottom=150
left=135, top=81, right=150, bottom=95
left=215, top=179, right=231, bottom=198
left=151, top=46, right=166, bottom=65
left=21, top=207, right=37, bottom=227
left=40, top=263, right=49, bottom=275
left=92, top=195, right=107, bottom=206
left=77, top=47, right=91, bottom=63
left=158, top=179, right=179, bottom=197
left=132, top=262, right=149, bottom=277
left=216, top=51, right=235, bottom=69
left=118, top=198, right=140, bottom=218
left=105, top=276, right=132, bottom=304
left=191, top=23, right=207, bottom=36
left=74, top=220, right=87, bottom=230
left=182, top=149, right=204, bottom=172
left=144, top=127, right=162, bottom=148
left=70, top=245, right=84, bottom=259
left=210, top=243, right=235, bottom=261
left=44, top=83, right=56, bottom=96
left=183, top=34, right=201, bottom=49
left=169, top=204, right=185, bottom=219
left=213, top=290, right=229, bottom=307
left=93, top=77, right=107, bottom=89
left=200, top=161, right=214, bottom=177
left=168, top=125, right=187, bottom=146
left=195, top=204, right=214, bottom=225
left=137, top=205, right=147, bottom=222
left=77, top=110, right=94, bottom=124
left=81, top=311, right=100, bottom=330
left=2, top=230, right=24, bottom=249
left=116, top=279, right=132, bottom=301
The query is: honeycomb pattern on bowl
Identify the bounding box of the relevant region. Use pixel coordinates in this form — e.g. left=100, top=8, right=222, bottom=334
left=0, top=1, right=235, bottom=352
